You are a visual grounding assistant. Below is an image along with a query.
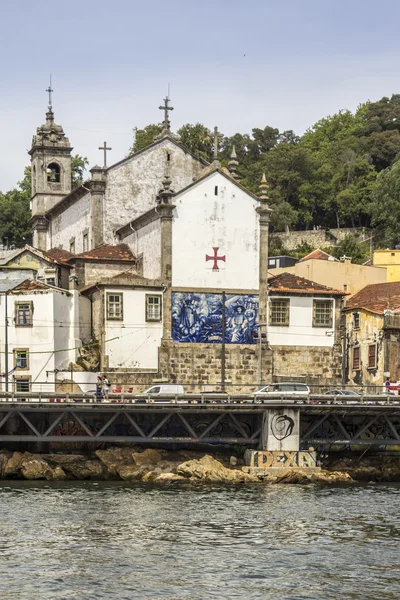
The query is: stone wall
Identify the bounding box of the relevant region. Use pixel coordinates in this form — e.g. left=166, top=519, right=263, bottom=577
left=272, top=227, right=368, bottom=251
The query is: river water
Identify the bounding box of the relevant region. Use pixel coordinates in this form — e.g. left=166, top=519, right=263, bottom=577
left=0, top=481, right=399, bottom=599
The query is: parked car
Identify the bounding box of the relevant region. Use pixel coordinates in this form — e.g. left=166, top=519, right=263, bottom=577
left=252, top=382, right=310, bottom=402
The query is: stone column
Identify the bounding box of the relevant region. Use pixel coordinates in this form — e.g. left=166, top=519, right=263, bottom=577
left=256, top=206, right=271, bottom=324
left=158, top=203, right=175, bottom=341
left=89, top=166, right=106, bottom=248
left=31, top=215, right=49, bottom=251
left=260, top=407, right=300, bottom=452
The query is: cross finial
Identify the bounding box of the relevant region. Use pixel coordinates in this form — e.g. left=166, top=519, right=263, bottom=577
left=159, top=96, right=174, bottom=133
left=98, top=141, right=112, bottom=168
left=213, top=126, right=223, bottom=163
left=46, top=75, right=53, bottom=110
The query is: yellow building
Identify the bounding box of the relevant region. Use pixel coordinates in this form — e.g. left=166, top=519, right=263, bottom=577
left=272, top=249, right=386, bottom=297
left=373, top=249, right=400, bottom=282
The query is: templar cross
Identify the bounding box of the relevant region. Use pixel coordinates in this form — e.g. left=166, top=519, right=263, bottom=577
left=213, top=126, right=223, bottom=161
left=206, top=247, right=226, bottom=271
left=159, top=96, right=174, bottom=131
left=98, top=141, right=112, bottom=168
left=46, top=75, right=53, bottom=109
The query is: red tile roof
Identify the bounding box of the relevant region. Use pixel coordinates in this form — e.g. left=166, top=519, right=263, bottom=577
left=344, top=281, right=400, bottom=314
left=43, top=248, right=75, bottom=264
left=10, top=279, right=53, bottom=292
left=268, top=272, right=346, bottom=295
left=300, top=249, right=338, bottom=262
left=69, top=244, right=136, bottom=262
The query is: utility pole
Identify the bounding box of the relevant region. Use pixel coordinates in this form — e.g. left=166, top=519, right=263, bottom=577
left=221, top=291, right=226, bottom=392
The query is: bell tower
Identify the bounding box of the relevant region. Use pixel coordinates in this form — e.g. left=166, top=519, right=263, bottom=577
left=29, top=82, right=72, bottom=249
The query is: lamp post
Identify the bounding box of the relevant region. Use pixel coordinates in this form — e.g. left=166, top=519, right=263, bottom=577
left=255, top=322, right=268, bottom=386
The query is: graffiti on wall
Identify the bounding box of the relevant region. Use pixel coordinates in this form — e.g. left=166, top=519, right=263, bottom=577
left=172, top=292, right=259, bottom=344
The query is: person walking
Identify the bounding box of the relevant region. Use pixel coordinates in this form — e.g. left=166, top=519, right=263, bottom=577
left=103, top=376, right=110, bottom=400
left=95, top=376, right=103, bottom=403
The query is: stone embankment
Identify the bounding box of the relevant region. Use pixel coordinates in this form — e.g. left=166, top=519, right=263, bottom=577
left=0, top=447, right=358, bottom=484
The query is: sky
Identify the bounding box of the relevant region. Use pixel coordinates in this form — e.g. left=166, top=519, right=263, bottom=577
left=1, top=0, right=400, bottom=191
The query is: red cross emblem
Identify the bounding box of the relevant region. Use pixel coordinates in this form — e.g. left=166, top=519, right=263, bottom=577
left=206, top=247, right=226, bottom=271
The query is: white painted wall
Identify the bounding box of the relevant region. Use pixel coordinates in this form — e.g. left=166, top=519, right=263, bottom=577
left=172, top=172, right=259, bottom=290
left=104, top=139, right=205, bottom=245
left=0, top=288, right=89, bottom=393
left=124, top=219, right=161, bottom=279
left=103, top=288, right=163, bottom=369
left=268, top=296, right=336, bottom=347
left=49, top=193, right=91, bottom=252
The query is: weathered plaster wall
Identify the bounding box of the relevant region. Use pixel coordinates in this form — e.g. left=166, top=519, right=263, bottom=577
left=49, top=193, right=91, bottom=252
left=102, top=288, right=163, bottom=369
left=345, top=310, right=385, bottom=389
left=172, top=172, right=259, bottom=290
left=268, top=296, right=337, bottom=347
left=104, top=139, right=205, bottom=244
left=77, top=262, right=137, bottom=288
left=124, top=220, right=161, bottom=279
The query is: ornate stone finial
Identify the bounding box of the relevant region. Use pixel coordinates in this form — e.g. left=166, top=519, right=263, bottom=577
left=212, top=126, right=224, bottom=166
left=228, top=145, right=239, bottom=179
left=259, top=172, right=270, bottom=202
left=157, top=172, right=175, bottom=205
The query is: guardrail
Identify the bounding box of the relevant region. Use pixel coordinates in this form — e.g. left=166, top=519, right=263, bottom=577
left=0, top=392, right=399, bottom=406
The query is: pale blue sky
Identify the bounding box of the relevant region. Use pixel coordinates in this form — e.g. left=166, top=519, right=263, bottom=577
left=1, top=0, right=400, bottom=190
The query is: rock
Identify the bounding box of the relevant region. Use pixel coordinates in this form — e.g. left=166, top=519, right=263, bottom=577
left=42, top=454, right=86, bottom=466
left=62, top=459, right=108, bottom=480
left=132, top=449, right=163, bottom=467
left=273, top=469, right=312, bottom=485
left=154, top=473, right=186, bottom=483
left=177, top=454, right=259, bottom=483
left=229, top=456, right=238, bottom=467
left=95, top=447, right=135, bottom=474
left=117, top=464, right=148, bottom=481
left=0, top=450, right=12, bottom=477
left=21, top=457, right=55, bottom=481
left=53, top=466, right=68, bottom=480
left=309, top=470, right=353, bottom=484
left=4, top=452, right=25, bottom=477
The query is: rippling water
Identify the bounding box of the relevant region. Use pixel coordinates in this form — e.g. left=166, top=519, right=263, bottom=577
left=0, top=481, right=399, bottom=599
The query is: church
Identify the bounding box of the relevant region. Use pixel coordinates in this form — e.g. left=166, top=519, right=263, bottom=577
left=21, top=94, right=345, bottom=392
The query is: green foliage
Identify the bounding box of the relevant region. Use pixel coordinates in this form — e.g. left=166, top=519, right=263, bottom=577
left=370, top=160, right=400, bottom=247
left=129, top=124, right=163, bottom=154
left=330, top=235, right=370, bottom=264
left=290, top=241, right=315, bottom=260
left=71, top=155, right=89, bottom=188
left=177, top=123, right=213, bottom=161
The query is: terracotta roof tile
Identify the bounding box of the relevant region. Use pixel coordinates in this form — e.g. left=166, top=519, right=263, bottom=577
left=268, top=272, right=346, bottom=295
left=43, top=248, right=75, bottom=264
left=70, top=244, right=136, bottom=262
left=11, top=279, right=53, bottom=292
left=300, top=249, right=338, bottom=262
left=344, top=281, right=400, bottom=314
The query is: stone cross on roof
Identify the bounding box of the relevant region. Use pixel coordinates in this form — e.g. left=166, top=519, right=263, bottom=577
left=159, top=96, right=174, bottom=134
left=98, top=141, right=112, bottom=168
left=46, top=75, right=53, bottom=109
left=213, top=126, right=223, bottom=164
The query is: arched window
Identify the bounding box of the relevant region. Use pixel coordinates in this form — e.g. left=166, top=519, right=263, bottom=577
left=47, top=163, right=60, bottom=183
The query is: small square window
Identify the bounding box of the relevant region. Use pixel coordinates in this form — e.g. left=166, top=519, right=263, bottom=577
left=353, top=312, right=360, bottom=329
left=270, top=299, right=290, bottom=326
left=15, top=302, right=33, bottom=326
left=14, top=349, right=29, bottom=370
left=146, top=295, right=162, bottom=321
left=368, top=344, right=377, bottom=369
left=15, top=378, right=30, bottom=393
left=313, top=300, right=333, bottom=328
left=70, top=238, right=75, bottom=254
left=352, top=347, right=360, bottom=371
left=83, top=232, right=89, bottom=252
left=106, top=293, right=123, bottom=320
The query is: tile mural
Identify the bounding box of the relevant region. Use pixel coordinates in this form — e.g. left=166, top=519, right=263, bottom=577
left=172, top=292, right=259, bottom=344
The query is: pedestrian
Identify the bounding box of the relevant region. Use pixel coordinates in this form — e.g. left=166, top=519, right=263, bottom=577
left=103, top=376, right=110, bottom=400
left=385, top=377, right=391, bottom=392
left=95, top=376, right=103, bottom=403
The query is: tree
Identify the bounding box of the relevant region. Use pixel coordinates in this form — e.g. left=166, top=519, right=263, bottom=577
left=370, top=160, right=400, bottom=247
left=128, top=124, right=163, bottom=154
left=71, top=155, right=89, bottom=188
left=330, top=235, right=370, bottom=264
left=177, top=123, right=213, bottom=161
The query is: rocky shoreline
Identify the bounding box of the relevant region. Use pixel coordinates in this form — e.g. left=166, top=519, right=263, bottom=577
left=1, top=447, right=398, bottom=484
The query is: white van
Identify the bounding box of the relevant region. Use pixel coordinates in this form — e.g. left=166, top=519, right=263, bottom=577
left=142, top=384, right=184, bottom=396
